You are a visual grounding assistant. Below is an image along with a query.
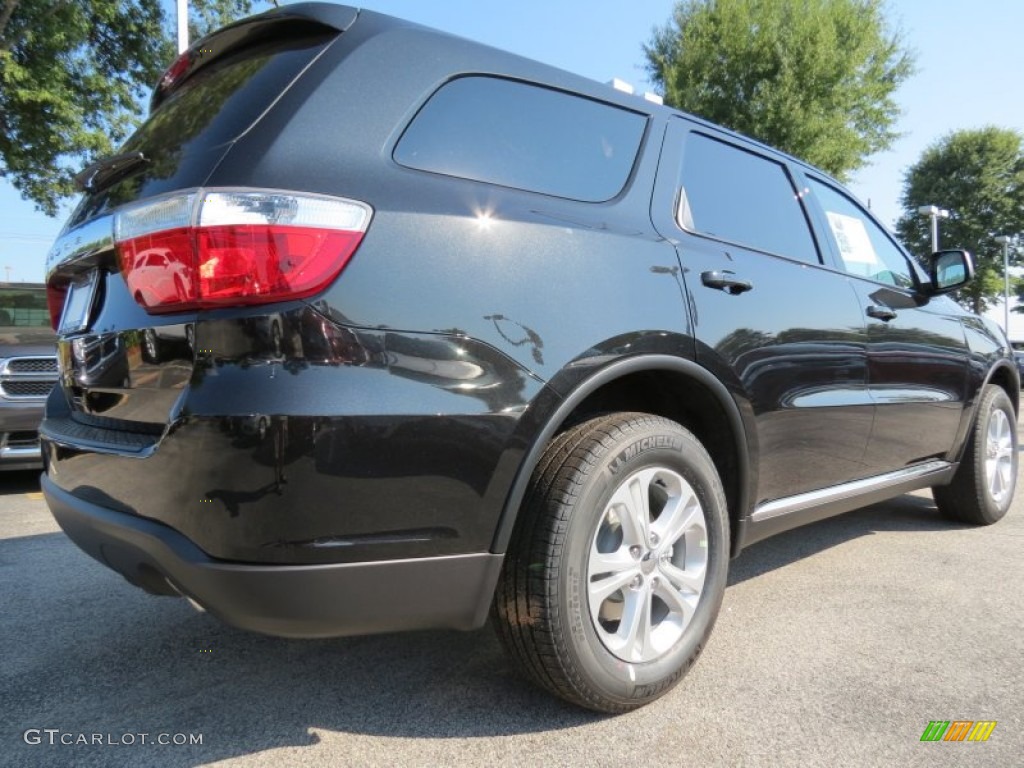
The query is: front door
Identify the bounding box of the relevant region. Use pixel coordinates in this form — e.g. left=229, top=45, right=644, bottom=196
left=802, top=175, right=969, bottom=472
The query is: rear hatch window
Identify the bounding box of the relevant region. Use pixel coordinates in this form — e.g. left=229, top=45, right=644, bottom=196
left=68, top=24, right=338, bottom=227
left=46, top=17, right=344, bottom=435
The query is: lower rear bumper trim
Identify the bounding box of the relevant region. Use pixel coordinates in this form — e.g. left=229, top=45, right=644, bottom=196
left=42, top=475, right=502, bottom=638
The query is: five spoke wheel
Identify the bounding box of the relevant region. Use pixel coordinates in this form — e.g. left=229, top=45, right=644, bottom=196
left=588, top=467, right=707, bottom=663
left=985, top=407, right=1014, bottom=504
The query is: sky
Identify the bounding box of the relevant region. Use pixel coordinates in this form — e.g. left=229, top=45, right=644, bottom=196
left=2, top=0, right=1023, bottom=286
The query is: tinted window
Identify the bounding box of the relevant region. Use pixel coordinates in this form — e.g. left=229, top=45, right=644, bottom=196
left=679, top=133, right=819, bottom=263
left=394, top=77, right=647, bottom=202
left=68, top=34, right=334, bottom=227
left=809, top=179, right=915, bottom=288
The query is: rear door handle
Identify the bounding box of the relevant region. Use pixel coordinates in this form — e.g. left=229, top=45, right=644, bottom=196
left=866, top=305, right=897, bottom=322
left=701, top=270, right=753, bottom=295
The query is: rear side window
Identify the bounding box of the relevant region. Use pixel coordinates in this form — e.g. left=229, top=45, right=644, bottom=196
left=394, top=77, right=647, bottom=202
left=679, top=133, right=819, bottom=264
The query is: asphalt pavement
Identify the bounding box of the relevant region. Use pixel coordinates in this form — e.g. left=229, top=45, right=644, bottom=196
left=2, top=443, right=1022, bottom=767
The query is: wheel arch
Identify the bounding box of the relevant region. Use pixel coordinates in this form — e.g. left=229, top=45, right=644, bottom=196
left=984, top=360, right=1019, bottom=415
left=490, top=355, right=754, bottom=559
left=947, top=359, right=1020, bottom=466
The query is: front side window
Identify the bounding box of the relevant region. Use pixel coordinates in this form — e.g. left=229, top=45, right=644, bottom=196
left=394, top=77, right=647, bottom=202
left=678, top=133, right=819, bottom=264
left=809, top=179, right=916, bottom=288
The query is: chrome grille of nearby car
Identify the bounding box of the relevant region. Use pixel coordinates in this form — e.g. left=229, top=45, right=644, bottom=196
left=7, top=358, right=58, bottom=374
left=3, top=381, right=55, bottom=397
left=0, top=356, right=59, bottom=400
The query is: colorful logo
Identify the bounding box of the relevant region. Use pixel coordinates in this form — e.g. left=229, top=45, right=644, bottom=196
left=920, top=721, right=997, bottom=742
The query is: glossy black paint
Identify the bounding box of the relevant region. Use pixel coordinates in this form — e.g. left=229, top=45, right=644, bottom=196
left=654, top=118, right=875, bottom=505
left=41, top=2, right=1019, bottom=637
left=847, top=281, right=970, bottom=471
left=46, top=299, right=540, bottom=563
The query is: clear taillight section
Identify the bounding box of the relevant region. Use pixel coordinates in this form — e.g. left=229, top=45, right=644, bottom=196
left=114, top=189, right=372, bottom=313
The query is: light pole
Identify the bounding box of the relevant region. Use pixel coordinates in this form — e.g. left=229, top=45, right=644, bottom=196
left=995, top=235, right=1013, bottom=337
left=918, top=205, right=950, bottom=252
left=177, top=0, right=188, bottom=54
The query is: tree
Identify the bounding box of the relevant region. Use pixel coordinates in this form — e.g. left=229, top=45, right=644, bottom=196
left=0, top=0, right=261, bottom=216
left=895, top=127, right=1024, bottom=315
left=188, top=0, right=258, bottom=41
left=644, top=0, right=914, bottom=180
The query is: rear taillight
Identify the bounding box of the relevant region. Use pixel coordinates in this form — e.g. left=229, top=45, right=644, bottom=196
left=159, top=51, right=191, bottom=92
left=46, top=280, right=68, bottom=330
left=114, top=189, right=372, bottom=313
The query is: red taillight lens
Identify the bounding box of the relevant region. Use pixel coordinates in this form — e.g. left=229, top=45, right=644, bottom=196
left=158, top=51, right=191, bottom=94
left=117, top=228, right=196, bottom=309
left=115, top=190, right=371, bottom=313
left=196, top=226, right=364, bottom=302
left=46, top=280, right=69, bottom=330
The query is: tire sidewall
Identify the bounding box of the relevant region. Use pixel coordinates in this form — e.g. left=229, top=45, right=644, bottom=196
left=557, top=422, right=729, bottom=702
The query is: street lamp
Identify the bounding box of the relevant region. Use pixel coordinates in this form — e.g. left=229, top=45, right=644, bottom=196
left=918, top=205, right=950, bottom=252
left=177, top=0, right=188, bottom=53
left=995, top=235, right=1013, bottom=337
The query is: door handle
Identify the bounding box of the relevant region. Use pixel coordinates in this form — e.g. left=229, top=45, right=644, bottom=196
left=701, top=270, right=753, bottom=295
left=867, top=305, right=897, bottom=322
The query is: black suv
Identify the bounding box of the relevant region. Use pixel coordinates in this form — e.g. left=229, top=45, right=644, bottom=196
left=42, top=3, right=1018, bottom=713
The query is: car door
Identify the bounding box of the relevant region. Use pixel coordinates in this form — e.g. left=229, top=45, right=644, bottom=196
left=652, top=118, right=874, bottom=505
left=801, top=174, right=970, bottom=472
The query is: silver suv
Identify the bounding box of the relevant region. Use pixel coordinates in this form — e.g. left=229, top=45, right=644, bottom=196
left=0, top=283, right=58, bottom=470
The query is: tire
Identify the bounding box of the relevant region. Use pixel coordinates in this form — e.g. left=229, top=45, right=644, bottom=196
left=142, top=328, right=161, bottom=362
left=492, top=412, right=729, bottom=712
left=933, top=385, right=1018, bottom=525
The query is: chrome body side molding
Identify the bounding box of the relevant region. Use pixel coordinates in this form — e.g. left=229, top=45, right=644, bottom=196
left=741, top=460, right=956, bottom=548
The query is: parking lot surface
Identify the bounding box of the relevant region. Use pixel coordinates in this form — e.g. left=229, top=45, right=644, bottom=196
left=2, top=449, right=1022, bottom=767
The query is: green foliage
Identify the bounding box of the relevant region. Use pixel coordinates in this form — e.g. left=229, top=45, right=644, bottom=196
left=190, top=0, right=258, bottom=39
left=0, top=0, right=264, bottom=216
left=895, top=127, right=1024, bottom=314
left=645, top=0, right=914, bottom=179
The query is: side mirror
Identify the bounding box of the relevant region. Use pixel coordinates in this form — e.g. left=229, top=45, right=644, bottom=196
left=928, top=249, right=974, bottom=295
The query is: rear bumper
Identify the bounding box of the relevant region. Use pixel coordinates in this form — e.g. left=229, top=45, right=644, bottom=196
left=43, top=475, right=502, bottom=638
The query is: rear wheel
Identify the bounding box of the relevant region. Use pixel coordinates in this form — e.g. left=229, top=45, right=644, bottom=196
left=933, top=385, right=1017, bottom=525
left=493, top=413, right=729, bottom=712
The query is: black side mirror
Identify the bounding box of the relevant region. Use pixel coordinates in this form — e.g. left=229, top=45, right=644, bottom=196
left=928, top=249, right=974, bottom=295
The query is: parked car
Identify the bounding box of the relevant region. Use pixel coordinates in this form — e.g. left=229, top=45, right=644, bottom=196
left=0, top=283, right=58, bottom=470
left=1011, top=343, right=1024, bottom=379
left=41, top=3, right=1018, bottom=713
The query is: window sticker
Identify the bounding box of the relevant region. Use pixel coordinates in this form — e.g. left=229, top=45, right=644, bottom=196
left=825, top=211, right=880, bottom=267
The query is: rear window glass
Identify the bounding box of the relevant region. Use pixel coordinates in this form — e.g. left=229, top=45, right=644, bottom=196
left=394, top=77, right=647, bottom=202
left=127, top=34, right=333, bottom=159
left=68, top=33, right=333, bottom=227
